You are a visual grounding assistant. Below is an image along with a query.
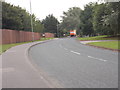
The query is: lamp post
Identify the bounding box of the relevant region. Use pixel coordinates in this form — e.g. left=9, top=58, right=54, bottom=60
left=57, top=20, right=60, bottom=38
left=30, top=0, right=34, bottom=41
left=57, top=22, right=59, bottom=37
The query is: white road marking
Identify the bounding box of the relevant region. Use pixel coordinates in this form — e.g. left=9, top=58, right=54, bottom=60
left=70, top=51, right=81, bottom=55
left=88, top=56, right=107, bottom=62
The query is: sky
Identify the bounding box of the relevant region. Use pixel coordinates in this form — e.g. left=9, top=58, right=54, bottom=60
left=5, top=0, right=98, bottom=21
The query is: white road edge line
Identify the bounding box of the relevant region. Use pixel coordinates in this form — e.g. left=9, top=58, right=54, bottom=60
left=70, top=51, right=81, bottom=55
left=88, top=56, right=107, bottom=62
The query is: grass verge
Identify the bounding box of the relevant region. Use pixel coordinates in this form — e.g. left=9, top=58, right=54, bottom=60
left=0, top=38, right=54, bottom=54
left=87, top=41, right=120, bottom=50
left=78, top=35, right=118, bottom=41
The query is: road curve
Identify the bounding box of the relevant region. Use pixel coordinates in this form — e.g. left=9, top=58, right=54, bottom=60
left=29, top=38, right=118, bottom=88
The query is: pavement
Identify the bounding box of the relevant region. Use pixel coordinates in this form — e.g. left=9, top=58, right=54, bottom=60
left=1, top=39, right=59, bottom=88
left=80, top=40, right=118, bottom=44
left=29, top=38, right=118, bottom=88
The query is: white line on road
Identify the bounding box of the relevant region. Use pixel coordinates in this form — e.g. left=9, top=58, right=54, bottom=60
left=70, top=51, right=81, bottom=55
left=88, top=56, right=107, bottom=62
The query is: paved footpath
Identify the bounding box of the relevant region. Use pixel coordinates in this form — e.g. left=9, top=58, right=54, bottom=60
left=80, top=40, right=118, bottom=44
left=1, top=39, right=58, bottom=88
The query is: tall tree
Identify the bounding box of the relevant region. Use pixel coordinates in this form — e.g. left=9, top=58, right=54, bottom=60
left=79, top=3, right=95, bottom=36
left=60, top=7, right=82, bottom=34
left=92, top=3, right=108, bottom=35
left=2, top=2, right=23, bottom=30
left=2, top=1, right=44, bottom=33
left=102, top=2, right=119, bottom=35
left=42, top=14, right=59, bottom=33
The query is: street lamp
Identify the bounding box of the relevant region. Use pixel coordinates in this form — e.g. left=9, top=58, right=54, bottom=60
left=30, top=0, right=34, bottom=41
left=57, top=22, right=59, bottom=37
left=57, top=20, right=61, bottom=38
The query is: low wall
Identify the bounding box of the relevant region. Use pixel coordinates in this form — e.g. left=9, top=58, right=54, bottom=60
left=0, top=29, right=41, bottom=44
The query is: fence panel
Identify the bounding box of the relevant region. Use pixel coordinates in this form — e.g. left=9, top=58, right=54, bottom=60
left=0, top=29, right=55, bottom=44
left=45, top=33, right=54, bottom=38
left=1, top=29, right=42, bottom=44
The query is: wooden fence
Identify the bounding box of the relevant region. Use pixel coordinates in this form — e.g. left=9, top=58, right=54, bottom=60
left=0, top=29, right=41, bottom=44
left=44, top=33, right=55, bottom=38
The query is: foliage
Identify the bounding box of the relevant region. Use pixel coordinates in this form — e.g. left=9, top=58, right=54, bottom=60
left=102, top=2, right=119, bottom=35
left=92, top=2, right=119, bottom=36
left=42, top=14, right=59, bottom=34
left=60, top=2, right=119, bottom=37
left=59, top=7, right=82, bottom=36
left=2, top=1, right=44, bottom=33
left=92, top=3, right=108, bottom=35
left=79, top=3, right=95, bottom=36
left=2, top=1, right=119, bottom=36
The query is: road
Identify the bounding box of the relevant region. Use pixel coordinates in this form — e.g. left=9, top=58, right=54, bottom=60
left=29, top=38, right=118, bottom=88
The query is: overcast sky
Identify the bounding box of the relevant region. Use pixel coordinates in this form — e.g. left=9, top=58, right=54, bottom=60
left=5, top=0, right=98, bottom=21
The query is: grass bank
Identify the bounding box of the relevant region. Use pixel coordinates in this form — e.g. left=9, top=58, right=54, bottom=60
left=87, top=41, right=119, bottom=50
left=78, top=35, right=118, bottom=41
left=0, top=38, right=54, bottom=54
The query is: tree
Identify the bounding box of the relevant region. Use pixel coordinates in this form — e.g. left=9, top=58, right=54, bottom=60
left=2, top=1, right=44, bottom=33
left=79, top=3, right=95, bottom=36
left=2, top=2, right=23, bottom=30
left=60, top=2, right=119, bottom=37
left=92, top=3, right=108, bottom=35
left=42, top=14, right=59, bottom=33
left=102, top=2, right=119, bottom=35
left=33, top=19, right=44, bottom=33
left=60, top=7, right=82, bottom=35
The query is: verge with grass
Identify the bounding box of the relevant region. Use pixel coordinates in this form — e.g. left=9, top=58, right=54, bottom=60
left=0, top=38, right=55, bottom=54
left=78, top=35, right=118, bottom=41
left=87, top=41, right=119, bottom=50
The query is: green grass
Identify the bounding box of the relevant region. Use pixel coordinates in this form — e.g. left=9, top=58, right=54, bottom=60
left=0, top=38, right=54, bottom=54
left=78, top=35, right=118, bottom=41
left=40, top=37, right=54, bottom=40
left=87, top=41, right=120, bottom=50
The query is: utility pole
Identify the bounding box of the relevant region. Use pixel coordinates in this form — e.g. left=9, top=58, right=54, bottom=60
left=30, top=0, right=34, bottom=41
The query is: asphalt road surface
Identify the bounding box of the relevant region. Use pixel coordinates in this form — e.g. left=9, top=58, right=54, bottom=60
left=29, top=38, right=118, bottom=88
